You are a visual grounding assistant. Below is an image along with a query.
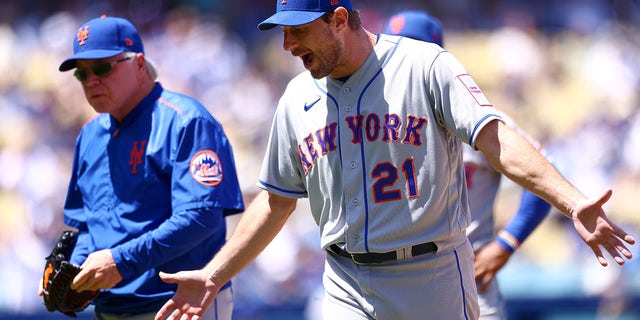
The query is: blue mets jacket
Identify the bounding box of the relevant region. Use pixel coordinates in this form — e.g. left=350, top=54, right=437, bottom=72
left=63, top=83, right=244, bottom=313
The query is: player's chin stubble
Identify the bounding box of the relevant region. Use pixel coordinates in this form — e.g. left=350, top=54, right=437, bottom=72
left=308, top=40, right=343, bottom=79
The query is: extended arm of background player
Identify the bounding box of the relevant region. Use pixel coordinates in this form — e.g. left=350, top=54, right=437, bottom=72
left=475, top=119, right=635, bottom=266
left=496, top=190, right=551, bottom=253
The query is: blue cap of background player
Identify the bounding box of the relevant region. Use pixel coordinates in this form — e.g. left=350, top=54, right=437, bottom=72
left=59, top=15, right=144, bottom=71
left=384, top=10, right=444, bottom=47
left=258, top=0, right=353, bottom=31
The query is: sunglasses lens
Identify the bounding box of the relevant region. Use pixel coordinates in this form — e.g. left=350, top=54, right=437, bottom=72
left=74, top=68, right=88, bottom=82
left=92, top=61, right=114, bottom=77
left=73, top=58, right=128, bottom=82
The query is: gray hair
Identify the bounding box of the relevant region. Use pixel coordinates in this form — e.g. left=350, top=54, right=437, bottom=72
left=124, top=51, right=158, bottom=80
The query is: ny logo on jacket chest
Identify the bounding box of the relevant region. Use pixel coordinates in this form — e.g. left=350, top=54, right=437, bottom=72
left=129, top=140, right=147, bottom=174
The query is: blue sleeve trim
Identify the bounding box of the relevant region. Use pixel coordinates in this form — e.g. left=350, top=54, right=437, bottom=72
left=495, top=236, right=516, bottom=253
left=257, top=180, right=306, bottom=196
left=503, top=189, right=551, bottom=244
left=468, top=114, right=502, bottom=146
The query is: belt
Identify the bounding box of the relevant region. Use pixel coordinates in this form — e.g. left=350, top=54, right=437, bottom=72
left=328, top=242, right=438, bottom=265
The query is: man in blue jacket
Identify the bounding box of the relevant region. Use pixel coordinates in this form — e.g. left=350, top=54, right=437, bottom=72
left=48, top=15, right=244, bottom=320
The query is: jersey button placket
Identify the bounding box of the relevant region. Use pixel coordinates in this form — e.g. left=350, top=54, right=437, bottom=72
left=338, top=84, right=363, bottom=252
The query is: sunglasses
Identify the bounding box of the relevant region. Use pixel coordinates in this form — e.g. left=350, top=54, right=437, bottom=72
left=73, top=57, right=133, bottom=82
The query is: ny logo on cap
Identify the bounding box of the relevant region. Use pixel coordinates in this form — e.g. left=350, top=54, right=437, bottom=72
left=76, top=26, right=89, bottom=46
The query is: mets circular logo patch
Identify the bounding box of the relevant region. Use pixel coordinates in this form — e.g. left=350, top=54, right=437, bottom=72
left=189, top=150, right=223, bottom=186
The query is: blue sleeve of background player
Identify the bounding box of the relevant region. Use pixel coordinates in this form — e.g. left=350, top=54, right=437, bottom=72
left=496, top=189, right=552, bottom=253
left=111, top=207, right=224, bottom=280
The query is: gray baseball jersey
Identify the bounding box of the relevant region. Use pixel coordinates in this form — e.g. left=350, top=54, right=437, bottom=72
left=258, top=35, right=502, bottom=253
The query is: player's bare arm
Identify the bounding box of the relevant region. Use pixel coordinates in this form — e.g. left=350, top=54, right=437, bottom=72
left=155, top=191, right=297, bottom=320
left=475, top=119, right=635, bottom=266
left=206, top=191, right=297, bottom=288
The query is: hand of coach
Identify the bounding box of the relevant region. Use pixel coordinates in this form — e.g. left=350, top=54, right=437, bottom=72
left=70, top=249, right=123, bottom=292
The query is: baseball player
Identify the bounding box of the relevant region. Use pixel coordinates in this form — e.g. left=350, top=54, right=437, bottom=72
left=384, top=10, right=553, bottom=319
left=45, top=16, right=244, bottom=320
left=155, top=1, right=635, bottom=320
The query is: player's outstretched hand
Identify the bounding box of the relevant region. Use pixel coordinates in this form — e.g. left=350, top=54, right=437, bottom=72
left=155, top=270, right=219, bottom=320
left=572, top=188, right=636, bottom=266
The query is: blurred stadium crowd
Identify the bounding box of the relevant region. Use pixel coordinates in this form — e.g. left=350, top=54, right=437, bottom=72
left=0, top=0, right=639, bottom=319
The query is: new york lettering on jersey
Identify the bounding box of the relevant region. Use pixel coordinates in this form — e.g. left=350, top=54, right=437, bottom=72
left=298, top=113, right=428, bottom=175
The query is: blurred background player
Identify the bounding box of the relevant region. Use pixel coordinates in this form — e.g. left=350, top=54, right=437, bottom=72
left=39, top=15, right=244, bottom=320
left=384, top=10, right=552, bottom=319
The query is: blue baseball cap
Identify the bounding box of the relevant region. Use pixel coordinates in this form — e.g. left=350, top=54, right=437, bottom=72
left=384, top=10, right=444, bottom=47
left=59, top=16, right=144, bottom=71
left=258, top=0, right=353, bottom=31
